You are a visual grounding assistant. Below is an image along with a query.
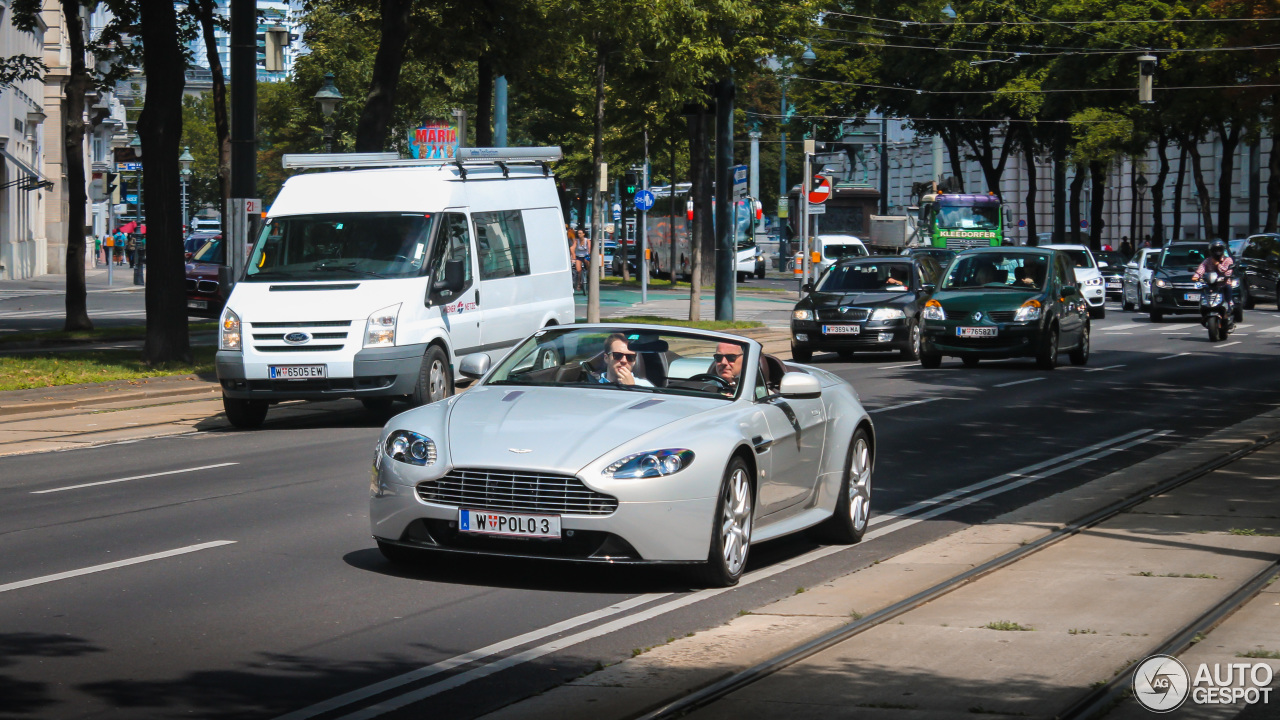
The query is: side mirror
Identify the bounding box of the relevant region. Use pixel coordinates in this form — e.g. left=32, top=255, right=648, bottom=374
left=802, top=281, right=814, bottom=293
left=779, top=372, right=821, bottom=399
left=1126, top=262, right=1138, bottom=269
left=217, top=265, right=235, bottom=300
left=458, top=353, right=491, bottom=380
left=922, top=283, right=937, bottom=293
left=442, top=260, right=465, bottom=293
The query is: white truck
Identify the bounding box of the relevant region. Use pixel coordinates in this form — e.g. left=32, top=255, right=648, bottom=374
left=867, top=214, right=919, bottom=251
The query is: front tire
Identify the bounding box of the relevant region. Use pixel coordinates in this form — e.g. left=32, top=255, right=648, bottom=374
left=1207, top=316, right=1220, bottom=342
left=920, top=347, right=942, bottom=368
left=900, top=321, right=921, bottom=360
left=813, top=428, right=872, bottom=544
left=1036, top=326, right=1060, bottom=370
left=223, top=396, right=268, bottom=429
left=1122, top=294, right=1134, bottom=312
left=1069, top=321, right=1091, bottom=365
left=1089, top=305, right=1106, bottom=320
left=411, top=345, right=453, bottom=406
left=694, top=457, right=754, bottom=588
left=1150, top=309, right=1163, bottom=323
left=791, top=344, right=812, bottom=362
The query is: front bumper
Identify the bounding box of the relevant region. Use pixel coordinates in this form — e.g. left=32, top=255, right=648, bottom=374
left=217, top=344, right=425, bottom=400
left=922, top=320, right=1043, bottom=359
left=1150, top=286, right=1204, bottom=314
left=791, top=319, right=911, bottom=351
left=1083, top=284, right=1106, bottom=307
left=1102, top=277, right=1123, bottom=298
left=185, top=293, right=224, bottom=318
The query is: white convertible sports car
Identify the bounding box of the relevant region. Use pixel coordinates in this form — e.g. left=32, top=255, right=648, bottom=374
left=369, top=324, right=875, bottom=586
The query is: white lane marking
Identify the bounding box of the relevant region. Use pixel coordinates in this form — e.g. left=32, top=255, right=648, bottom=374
left=1235, top=324, right=1253, bottom=329
left=1158, top=352, right=1193, bottom=360
left=1214, top=341, right=1242, bottom=348
left=1263, top=325, right=1280, bottom=332
left=30, top=463, right=239, bottom=494
left=0, top=541, right=236, bottom=594
left=1085, top=364, right=1125, bottom=373
left=876, top=363, right=918, bottom=370
left=870, top=428, right=1155, bottom=527
left=867, top=431, right=1172, bottom=540
left=1102, top=332, right=1134, bottom=335
left=868, top=398, right=946, bottom=414
left=1162, top=332, right=1190, bottom=335
left=994, top=378, right=1044, bottom=388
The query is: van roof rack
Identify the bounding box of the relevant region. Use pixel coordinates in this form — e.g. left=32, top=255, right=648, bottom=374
left=281, top=146, right=562, bottom=171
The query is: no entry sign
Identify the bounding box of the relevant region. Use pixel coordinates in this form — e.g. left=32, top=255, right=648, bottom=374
left=808, top=175, right=832, bottom=204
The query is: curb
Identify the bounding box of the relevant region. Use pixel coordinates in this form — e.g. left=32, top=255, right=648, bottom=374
left=0, top=376, right=220, bottom=417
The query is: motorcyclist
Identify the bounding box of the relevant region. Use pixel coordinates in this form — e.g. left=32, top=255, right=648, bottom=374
left=1191, top=240, right=1235, bottom=310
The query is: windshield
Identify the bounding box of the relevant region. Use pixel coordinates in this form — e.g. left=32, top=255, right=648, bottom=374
left=1160, top=245, right=1208, bottom=269
left=936, top=205, right=1000, bottom=230
left=1060, top=249, right=1095, bottom=269
left=823, top=242, right=868, bottom=260
left=246, top=213, right=433, bottom=281
left=1094, top=251, right=1124, bottom=267
left=487, top=327, right=750, bottom=400
left=942, top=253, right=1047, bottom=291
left=191, top=238, right=223, bottom=264
left=817, top=262, right=912, bottom=292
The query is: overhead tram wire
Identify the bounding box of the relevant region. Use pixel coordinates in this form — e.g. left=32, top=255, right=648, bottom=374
left=823, top=11, right=1280, bottom=26
left=783, top=74, right=1280, bottom=95
left=809, top=36, right=1280, bottom=57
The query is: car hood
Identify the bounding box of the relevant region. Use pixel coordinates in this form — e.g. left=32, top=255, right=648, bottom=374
left=1154, top=268, right=1197, bottom=282
left=803, top=290, right=915, bottom=310
left=1071, top=267, right=1102, bottom=282
left=932, top=288, right=1040, bottom=313
left=186, top=262, right=219, bottom=279
left=447, top=385, right=725, bottom=472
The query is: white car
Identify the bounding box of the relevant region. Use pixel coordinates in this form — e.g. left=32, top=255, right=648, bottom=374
left=813, top=235, right=869, bottom=278
left=1123, top=248, right=1162, bottom=312
left=1041, top=244, right=1106, bottom=319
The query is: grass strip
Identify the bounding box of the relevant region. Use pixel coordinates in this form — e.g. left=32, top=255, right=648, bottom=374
left=0, top=347, right=216, bottom=391
left=598, top=277, right=791, bottom=294
left=594, top=315, right=765, bottom=331
left=0, top=322, right=216, bottom=348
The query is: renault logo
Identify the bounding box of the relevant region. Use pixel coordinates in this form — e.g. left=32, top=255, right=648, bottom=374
left=283, top=331, right=311, bottom=345
left=972, top=311, right=983, bottom=322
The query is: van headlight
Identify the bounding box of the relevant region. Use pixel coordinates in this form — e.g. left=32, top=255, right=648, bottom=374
left=219, top=308, right=241, bottom=351
left=1014, top=299, right=1042, bottom=322
left=922, top=299, right=946, bottom=321
left=870, top=308, right=906, bottom=321
left=385, top=430, right=437, bottom=466
left=365, top=303, right=401, bottom=348
left=603, top=449, right=694, bottom=479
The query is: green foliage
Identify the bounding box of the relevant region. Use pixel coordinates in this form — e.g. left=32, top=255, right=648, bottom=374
left=181, top=94, right=223, bottom=214
left=0, top=55, right=46, bottom=89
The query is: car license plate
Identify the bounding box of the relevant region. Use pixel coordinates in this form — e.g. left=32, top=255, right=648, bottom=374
left=822, top=325, right=860, bottom=334
left=1184, top=293, right=1199, bottom=302
left=1107, top=279, right=1121, bottom=287
left=459, top=509, right=561, bottom=539
left=187, top=299, right=208, bottom=309
left=268, top=365, right=327, bottom=379
left=957, top=327, right=997, bottom=338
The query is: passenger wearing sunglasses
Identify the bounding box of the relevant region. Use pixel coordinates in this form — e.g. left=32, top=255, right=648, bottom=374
left=600, top=333, right=653, bottom=387
left=712, top=342, right=745, bottom=393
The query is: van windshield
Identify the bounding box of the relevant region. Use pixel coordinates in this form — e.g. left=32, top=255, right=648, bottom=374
left=245, top=213, right=433, bottom=281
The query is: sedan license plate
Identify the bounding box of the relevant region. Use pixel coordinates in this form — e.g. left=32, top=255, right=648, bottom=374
left=957, top=327, right=998, bottom=338
left=268, top=365, right=327, bottom=379
left=187, top=299, right=208, bottom=309
left=822, top=324, right=860, bottom=335
left=1184, top=293, right=1199, bottom=302
left=459, top=509, right=561, bottom=539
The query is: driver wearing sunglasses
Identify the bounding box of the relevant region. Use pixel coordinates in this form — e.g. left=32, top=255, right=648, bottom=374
left=601, top=333, right=652, bottom=387
left=712, top=341, right=745, bottom=393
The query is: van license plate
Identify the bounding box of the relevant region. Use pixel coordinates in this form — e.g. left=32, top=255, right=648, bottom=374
left=269, top=365, right=327, bottom=379
left=459, top=509, right=561, bottom=539
left=957, top=327, right=997, bottom=338
left=823, top=325, right=860, bottom=335
left=187, top=299, right=208, bottom=309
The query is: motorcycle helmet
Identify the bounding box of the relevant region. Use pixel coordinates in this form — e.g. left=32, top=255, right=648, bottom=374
left=1210, top=239, right=1227, bottom=258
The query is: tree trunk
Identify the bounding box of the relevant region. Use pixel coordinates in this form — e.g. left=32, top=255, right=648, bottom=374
left=61, top=0, right=91, bottom=331
left=193, top=0, right=230, bottom=235
left=1022, top=132, right=1036, bottom=245
left=1172, top=144, right=1187, bottom=240
left=942, top=128, right=964, bottom=193
left=475, top=54, right=493, bottom=148
left=1215, top=122, right=1240, bottom=241
left=138, top=0, right=190, bottom=363
left=1089, top=162, right=1106, bottom=248
left=1070, top=164, right=1086, bottom=247
left=586, top=41, right=605, bottom=323
left=1151, top=133, right=1170, bottom=244
left=354, top=0, right=414, bottom=152
left=1186, top=141, right=1215, bottom=238
left=1052, top=133, right=1067, bottom=242
left=961, top=128, right=1011, bottom=199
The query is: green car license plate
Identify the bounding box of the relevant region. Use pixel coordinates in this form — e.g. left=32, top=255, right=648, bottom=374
left=957, top=327, right=997, bottom=338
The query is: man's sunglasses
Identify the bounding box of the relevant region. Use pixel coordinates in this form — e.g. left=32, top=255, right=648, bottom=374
left=713, top=353, right=742, bottom=363
left=610, top=351, right=637, bottom=362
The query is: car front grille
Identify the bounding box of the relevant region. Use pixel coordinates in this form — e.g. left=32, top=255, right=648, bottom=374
left=816, top=307, right=870, bottom=321
left=986, top=311, right=1017, bottom=323
left=197, top=279, right=219, bottom=294
left=418, top=469, right=619, bottom=516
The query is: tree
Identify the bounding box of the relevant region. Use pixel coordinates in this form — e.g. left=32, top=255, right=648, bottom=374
left=186, top=0, right=231, bottom=234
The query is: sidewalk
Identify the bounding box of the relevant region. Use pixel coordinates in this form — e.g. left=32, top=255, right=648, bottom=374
left=480, top=408, right=1280, bottom=720
left=0, top=267, right=145, bottom=295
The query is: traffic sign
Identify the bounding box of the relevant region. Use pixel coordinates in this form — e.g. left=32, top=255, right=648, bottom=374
left=634, top=190, right=655, bottom=212
left=612, top=203, right=622, bottom=222
left=807, top=203, right=826, bottom=215
left=116, top=162, right=141, bottom=171
left=1017, top=219, right=1027, bottom=228
left=732, top=164, right=749, bottom=199
left=808, top=175, right=832, bottom=204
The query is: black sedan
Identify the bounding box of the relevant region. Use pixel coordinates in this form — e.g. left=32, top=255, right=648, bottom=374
left=1150, top=242, right=1243, bottom=322
left=790, top=256, right=942, bottom=361
left=1094, top=250, right=1127, bottom=300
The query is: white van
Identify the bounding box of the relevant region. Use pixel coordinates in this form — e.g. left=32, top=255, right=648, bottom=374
left=215, top=148, right=575, bottom=428
left=813, top=234, right=869, bottom=277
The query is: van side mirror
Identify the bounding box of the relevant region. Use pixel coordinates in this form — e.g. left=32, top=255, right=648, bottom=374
left=432, top=260, right=465, bottom=297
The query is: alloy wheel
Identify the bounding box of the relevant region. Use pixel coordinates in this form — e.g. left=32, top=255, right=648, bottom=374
left=849, top=436, right=872, bottom=533
left=721, top=467, right=753, bottom=576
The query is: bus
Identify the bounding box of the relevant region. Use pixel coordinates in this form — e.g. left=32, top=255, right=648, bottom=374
left=918, top=193, right=1007, bottom=249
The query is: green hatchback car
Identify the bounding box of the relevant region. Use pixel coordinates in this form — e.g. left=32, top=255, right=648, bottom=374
left=919, top=247, right=1090, bottom=369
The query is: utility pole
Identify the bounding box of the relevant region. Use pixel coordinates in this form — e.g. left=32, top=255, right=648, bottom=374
left=714, top=77, right=735, bottom=321
left=641, top=129, right=649, bottom=304
left=494, top=77, right=508, bottom=147
left=227, top=0, right=256, bottom=292
left=801, top=139, right=814, bottom=294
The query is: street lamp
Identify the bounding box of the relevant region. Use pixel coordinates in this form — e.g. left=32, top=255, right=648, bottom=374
left=1135, top=173, right=1149, bottom=245
left=179, top=146, right=194, bottom=236
left=779, top=46, right=815, bottom=265
left=313, top=73, right=343, bottom=153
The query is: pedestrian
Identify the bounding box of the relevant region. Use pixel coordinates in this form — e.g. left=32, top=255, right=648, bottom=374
left=113, top=228, right=127, bottom=265
left=126, top=234, right=138, bottom=268
left=1119, top=237, right=1133, bottom=258
left=1141, top=236, right=1151, bottom=249
left=94, top=235, right=103, bottom=266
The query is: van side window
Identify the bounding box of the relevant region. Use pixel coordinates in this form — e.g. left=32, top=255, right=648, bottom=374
left=428, top=213, right=473, bottom=295
left=474, top=210, right=531, bottom=280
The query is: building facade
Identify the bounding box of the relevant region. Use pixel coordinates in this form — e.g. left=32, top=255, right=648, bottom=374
left=0, top=1, right=50, bottom=280
left=186, top=0, right=304, bottom=82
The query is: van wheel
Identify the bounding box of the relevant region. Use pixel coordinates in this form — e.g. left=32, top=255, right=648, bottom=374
left=223, top=396, right=268, bottom=429
left=411, top=345, right=453, bottom=406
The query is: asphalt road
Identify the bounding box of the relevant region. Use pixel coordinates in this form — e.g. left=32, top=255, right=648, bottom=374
left=2, top=302, right=1279, bottom=719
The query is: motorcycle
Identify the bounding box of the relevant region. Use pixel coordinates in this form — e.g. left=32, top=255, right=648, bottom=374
left=1199, top=271, right=1235, bottom=342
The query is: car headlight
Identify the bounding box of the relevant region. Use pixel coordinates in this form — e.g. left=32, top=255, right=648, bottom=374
left=1085, top=277, right=1103, bottom=286
left=365, top=303, right=401, bottom=348
left=793, top=309, right=812, bottom=321
left=1229, top=278, right=1240, bottom=287
left=1014, top=299, right=1042, bottom=322
left=219, top=308, right=241, bottom=351
left=603, top=449, right=694, bottom=479
left=1154, top=278, right=1168, bottom=288
left=384, top=430, right=437, bottom=466
left=870, top=307, right=906, bottom=321
left=922, top=299, right=945, bottom=321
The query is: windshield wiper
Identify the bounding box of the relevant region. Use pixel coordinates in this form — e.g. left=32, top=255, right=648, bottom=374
left=244, top=271, right=293, bottom=280
left=312, top=263, right=387, bottom=279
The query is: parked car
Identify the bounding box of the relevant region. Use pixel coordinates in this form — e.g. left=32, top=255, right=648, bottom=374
left=368, top=324, right=875, bottom=587
left=1122, top=247, right=1163, bottom=312
left=813, top=235, right=869, bottom=278
left=184, top=230, right=220, bottom=258
left=185, top=235, right=224, bottom=318
left=790, top=256, right=943, bottom=361
left=919, top=247, right=1090, bottom=370
left=1149, top=242, right=1242, bottom=323
left=1236, top=234, right=1280, bottom=310
left=1041, top=244, right=1106, bottom=319
left=1094, top=250, right=1127, bottom=301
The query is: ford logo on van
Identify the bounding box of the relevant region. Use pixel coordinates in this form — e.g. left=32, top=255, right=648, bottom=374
left=283, top=332, right=311, bottom=345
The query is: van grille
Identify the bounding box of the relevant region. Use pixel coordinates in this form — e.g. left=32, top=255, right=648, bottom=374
left=417, top=469, right=619, bottom=516
left=248, top=321, right=352, bottom=353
